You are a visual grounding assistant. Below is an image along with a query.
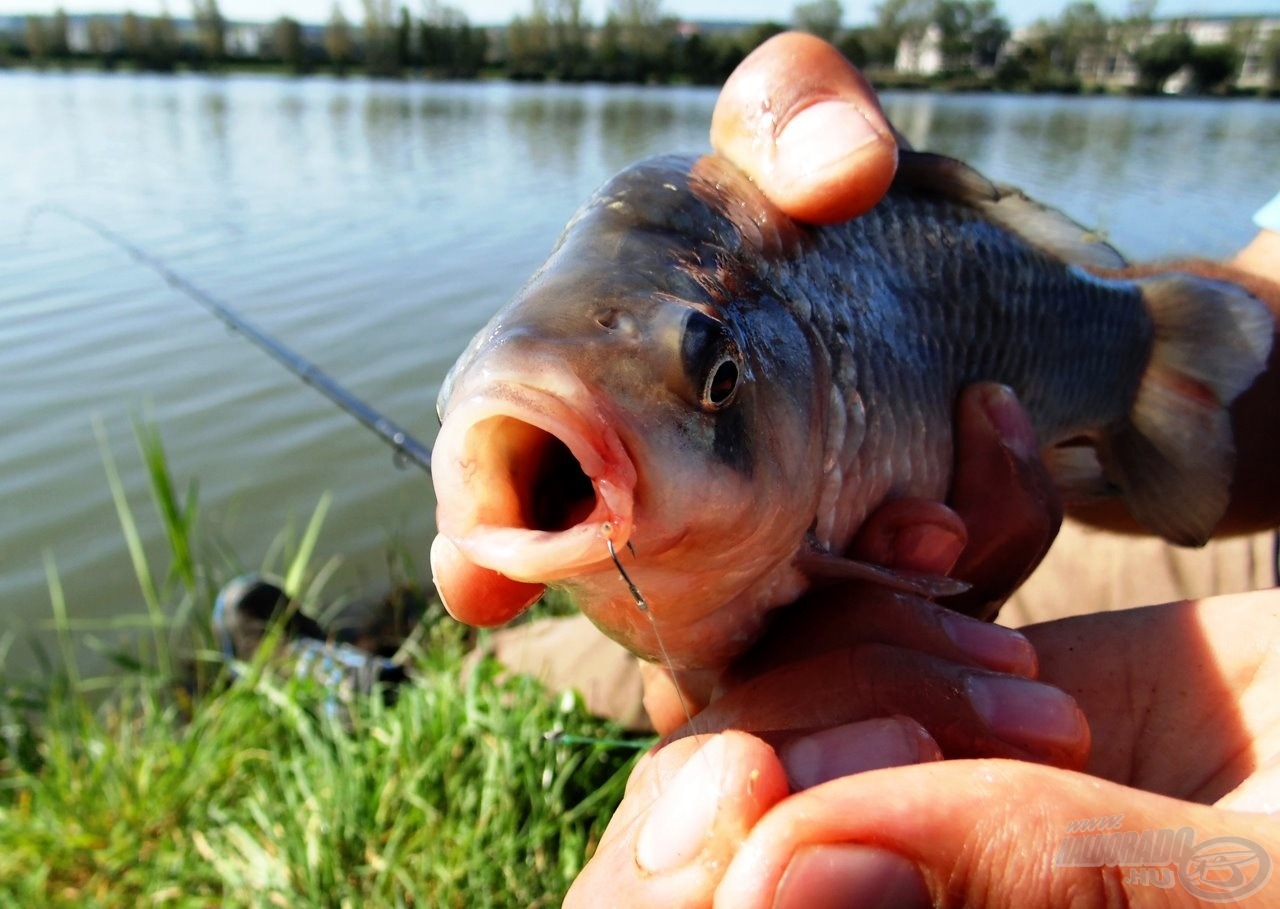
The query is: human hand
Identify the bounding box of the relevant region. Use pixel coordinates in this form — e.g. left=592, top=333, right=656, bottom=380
left=607, top=384, right=1087, bottom=904
left=1233, top=226, right=1280, bottom=285
left=569, top=33, right=1280, bottom=906
left=569, top=591, right=1280, bottom=908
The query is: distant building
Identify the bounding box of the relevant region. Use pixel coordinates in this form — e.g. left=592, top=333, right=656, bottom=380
left=679, top=19, right=764, bottom=38
left=66, top=17, right=91, bottom=53
left=225, top=22, right=269, bottom=57
left=1239, top=21, right=1280, bottom=87
left=1074, top=14, right=1280, bottom=91
left=895, top=24, right=942, bottom=76
left=908, top=12, right=1278, bottom=91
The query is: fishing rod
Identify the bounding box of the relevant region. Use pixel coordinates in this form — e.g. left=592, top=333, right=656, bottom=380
left=36, top=206, right=434, bottom=473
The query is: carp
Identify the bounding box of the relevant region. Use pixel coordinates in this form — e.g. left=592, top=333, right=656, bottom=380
left=430, top=151, right=1272, bottom=670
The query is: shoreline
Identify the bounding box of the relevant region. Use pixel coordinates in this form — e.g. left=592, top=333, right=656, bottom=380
left=2, top=58, right=1276, bottom=100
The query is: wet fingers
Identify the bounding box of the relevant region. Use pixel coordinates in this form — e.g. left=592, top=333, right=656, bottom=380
left=723, top=586, right=1037, bottom=687
left=676, top=643, right=1090, bottom=770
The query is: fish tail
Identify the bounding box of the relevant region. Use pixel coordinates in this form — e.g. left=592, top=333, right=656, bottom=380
left=1100, top=274, right=1273, bottom=546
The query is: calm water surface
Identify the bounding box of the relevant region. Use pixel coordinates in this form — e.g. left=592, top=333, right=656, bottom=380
left=3, top=72, right=1278, bottom=676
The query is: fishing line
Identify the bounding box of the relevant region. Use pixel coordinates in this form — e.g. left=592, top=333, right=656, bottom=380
left=606, top=537, right=698, bottom=735
left=604, top=536, right=722, bottom=807
left=27, top=205, right=434, bottom=474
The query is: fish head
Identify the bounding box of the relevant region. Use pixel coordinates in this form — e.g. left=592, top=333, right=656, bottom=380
left=431, top=155, right=828, bottom=669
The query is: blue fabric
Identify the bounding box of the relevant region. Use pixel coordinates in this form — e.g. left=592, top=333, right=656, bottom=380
left=1255, top=192, right=1280, bottom=232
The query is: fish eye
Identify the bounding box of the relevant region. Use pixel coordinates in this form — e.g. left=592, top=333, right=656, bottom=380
left=681, top=310, right=742, bottom=412
left=701, top=354, right=740, bottom=410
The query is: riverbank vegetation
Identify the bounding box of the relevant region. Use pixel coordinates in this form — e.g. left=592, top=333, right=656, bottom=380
left=4, top=1, right=1278, bottom=96
left=0, top=423, right=643, bottom=905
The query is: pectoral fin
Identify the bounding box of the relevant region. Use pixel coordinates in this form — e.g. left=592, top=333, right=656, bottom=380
left=796, top=549, right=970, bottom=598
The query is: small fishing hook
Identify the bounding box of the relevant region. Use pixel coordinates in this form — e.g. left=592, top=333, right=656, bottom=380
left=606, top=537, right=648, bottom=612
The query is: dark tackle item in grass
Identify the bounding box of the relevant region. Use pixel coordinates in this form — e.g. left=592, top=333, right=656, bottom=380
left=213, top=575, right=409, bottom=707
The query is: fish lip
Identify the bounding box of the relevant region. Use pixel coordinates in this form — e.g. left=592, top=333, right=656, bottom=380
left=432, top=382, right=637, bottom=582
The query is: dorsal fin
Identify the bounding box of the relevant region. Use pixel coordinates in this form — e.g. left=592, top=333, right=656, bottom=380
left=893, top=150, right=1128, bottom=271
left=895, top=150, right=1001, bottom=203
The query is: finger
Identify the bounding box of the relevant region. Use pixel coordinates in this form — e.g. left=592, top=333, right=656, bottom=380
left=677, top=643, right=1089, bottom=770
left=1216, top=760, right=1280, bottom=814
left=847, top=497, right=967, bottom=575
left=645, top=553, right=1037, bottom=734
left=715, top=760, right=1280, bottom=909
left=723, top=586, right=1037, bottom=686
left=710, top=32, right=898, bottom=224
left=778, top=717, right=942, bottom=791
left=566, top=732, right=788, bottom=909
left=640, top=662, right=719, bottom=737
left=945, top=383, right=1062, bottom=618
left=639, top=661, right=688, bottom=736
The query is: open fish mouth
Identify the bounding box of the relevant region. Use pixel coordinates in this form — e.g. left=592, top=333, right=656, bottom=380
left=432, top=384, right=637, bottom=583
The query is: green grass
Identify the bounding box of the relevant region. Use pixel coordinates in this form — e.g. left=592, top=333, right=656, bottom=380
left=0, top=421, right=644, bottom=906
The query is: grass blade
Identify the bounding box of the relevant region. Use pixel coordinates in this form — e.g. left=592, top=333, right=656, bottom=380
left=93, top=415, right=172, bottom=677
left=41, top=552, right=80, bottom=692
left=284, top=492, right=332, bottom=599
left=133, top=415, right=198, bottom=591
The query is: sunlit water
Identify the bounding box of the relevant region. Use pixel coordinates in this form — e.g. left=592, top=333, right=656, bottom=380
left=3, top=71, right=1278, bottom=677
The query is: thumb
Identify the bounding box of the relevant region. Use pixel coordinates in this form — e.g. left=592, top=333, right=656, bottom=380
left=715, top=760, right=1279, bottom=908
left=565, top=732, right=789, bottom=909
left=710, top=32, right=898, bottom=224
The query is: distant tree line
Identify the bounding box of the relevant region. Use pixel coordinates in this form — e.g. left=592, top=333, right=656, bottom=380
left=5, top=0, right=1278, bottom=95
left=5, top=0, right=491, bottom=77
left=989, top=0, right=1280, bottom=95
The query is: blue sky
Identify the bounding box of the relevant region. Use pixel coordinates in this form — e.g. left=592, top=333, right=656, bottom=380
left=0, top=0, right=1276, bottom=29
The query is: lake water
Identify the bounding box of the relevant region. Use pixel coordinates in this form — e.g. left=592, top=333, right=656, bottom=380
left=3, top=71, right=1279, bottom=677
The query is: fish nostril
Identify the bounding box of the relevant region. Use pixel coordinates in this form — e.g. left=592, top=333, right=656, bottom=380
left=594, top=308, right=638, bottom=336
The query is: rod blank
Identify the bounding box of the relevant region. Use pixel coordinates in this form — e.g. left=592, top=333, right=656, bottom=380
left=44, top=207, right=433, bottom=473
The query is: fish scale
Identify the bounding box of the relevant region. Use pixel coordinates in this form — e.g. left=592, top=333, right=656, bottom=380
left=775, top=191, right=1144, bottom=550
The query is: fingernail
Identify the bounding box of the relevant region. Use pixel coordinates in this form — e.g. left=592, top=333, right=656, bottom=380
left=781, top=719, right=939, bottom=790
left=776, top=100, right=882, bottom=176
left=775, top=844, right=930, bottom=909
left=979, top=384, right=1038, bottom=460
left=966, top=674, right=1087, bottom=750
left=889, top=523, right=965, bottom=574
left=941, top=612, right=1037, bottom=676
left=636, top=736, right=725, bottom=873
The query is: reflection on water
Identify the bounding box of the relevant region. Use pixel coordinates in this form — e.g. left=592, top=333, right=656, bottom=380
left=598, top=95, right=681, bottom=158
left=2, top=73, right=1278, bottom=676
left=507, top=93, right=592, bottom=173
